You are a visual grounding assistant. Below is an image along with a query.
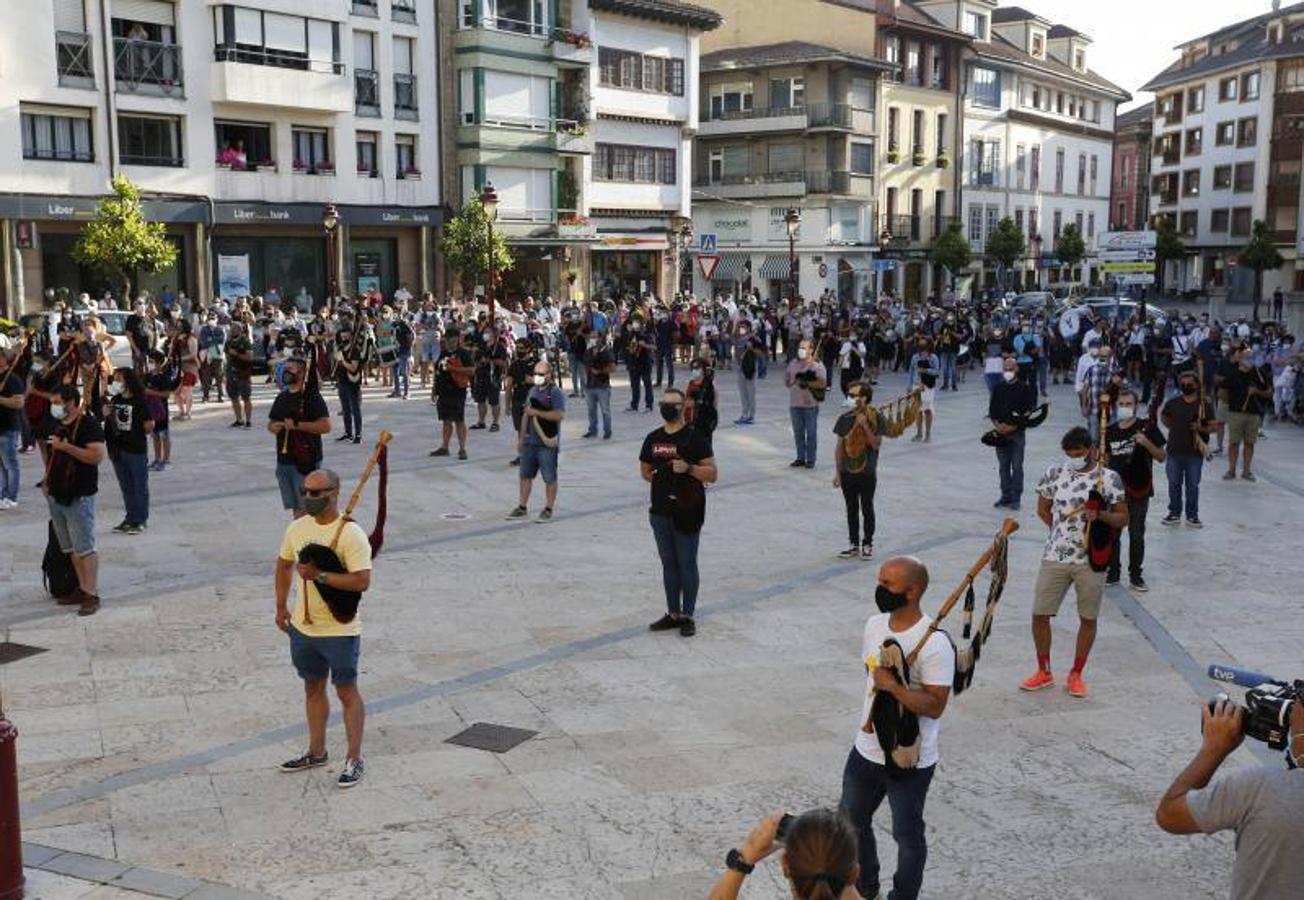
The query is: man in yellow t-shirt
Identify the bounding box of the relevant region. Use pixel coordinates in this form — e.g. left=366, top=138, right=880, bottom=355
left=274, top=468, right=372, bottom=788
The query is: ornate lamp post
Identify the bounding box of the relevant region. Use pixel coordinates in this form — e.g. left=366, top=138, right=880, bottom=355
left=321, top=203, right=340, bottom=305
left=879, top=227, right=895, bottom=298
left=480, top=182, right=499, bottom=323
left=785, top=207, right=801, bottom=304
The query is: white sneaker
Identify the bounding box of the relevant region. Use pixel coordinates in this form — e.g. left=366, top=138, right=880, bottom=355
left=0, top=499, right=15, bottom=510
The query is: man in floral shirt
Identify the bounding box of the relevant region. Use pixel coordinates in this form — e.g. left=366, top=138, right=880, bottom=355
left=1020, top=426, right=1128, bottom=699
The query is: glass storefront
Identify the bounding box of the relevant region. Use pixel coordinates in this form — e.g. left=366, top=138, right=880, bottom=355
left=593, top=250, right=657, bottom=298
left=348, top=238, right=397, bottom=298
left=212, top=236, right=325, bottom=308
left=40, top=231, right=186, bottom=304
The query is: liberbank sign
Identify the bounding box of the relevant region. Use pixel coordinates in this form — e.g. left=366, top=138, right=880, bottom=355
left=214, top=202, right=443, bottom=227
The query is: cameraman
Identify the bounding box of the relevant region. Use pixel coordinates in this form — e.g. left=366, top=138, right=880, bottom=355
left=709, top=809, right=859, bottom=900
left=1155, top=699, right=1304, bottom=898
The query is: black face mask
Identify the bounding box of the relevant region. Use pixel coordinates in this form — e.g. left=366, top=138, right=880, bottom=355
left=1180, top=383, right=1197, bottom=396
left=659, top=403, right=682, bottom=423
left=875, top=584, right=909, bottom=614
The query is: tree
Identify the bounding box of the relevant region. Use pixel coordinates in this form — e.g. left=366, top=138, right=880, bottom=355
left=437, top=197, right=514, bottom=298
left=929, top=221, right=971, bottom=290
left=71, top=175, right=176, bottom=302
left=1152, top=216, right=1185, bottom=298
left=1055, top=223, right=1086, bottom=279
left=984, top=217, right=1026, bottom=291
left=1240, top=219, right=1285, bottom=323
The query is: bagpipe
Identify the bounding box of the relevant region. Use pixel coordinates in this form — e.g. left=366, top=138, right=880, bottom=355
left=1083, top=398, right=1116, bottom=573
left=528, top=392, right=561, bottom=448
left=296, top=431, right=392, bottom=624
left=793, top=367, right=827, bottom=402
left=841, top=387, right=922, bottom=474
left=980, top=402, right=1049, bottom=447
left=866, top=518, right=1019, bottom=772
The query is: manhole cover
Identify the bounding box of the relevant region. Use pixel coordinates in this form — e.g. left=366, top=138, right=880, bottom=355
left=445, top=722, right=538, bottom=754
left=441, top=512, right=470, bottom=520
left=0, top=642, right=48, bottom=666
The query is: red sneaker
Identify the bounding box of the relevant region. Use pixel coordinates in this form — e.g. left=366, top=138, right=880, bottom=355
left=1019, top=670, right=1055, bottom=692
left=1066, top=671, right=1088, bottom=698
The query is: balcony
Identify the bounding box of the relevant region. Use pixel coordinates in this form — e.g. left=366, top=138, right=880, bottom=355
left=549, top=28, right=593, bottom=67
left=392, top=0, right=417, bottom=23
left=805, top=171, right=873, bottom=199
left=878, top=214, right=915, bottom=245
left=806, top=103, right=853, bottom=130
left=211, top=46, right=350, bottom=112
left=113, top=38, right=183, bottom=97
left=692, top=171, right=807, bottom=200
left=355, top=69, right=379, bottom=116
left=553, top=120, right=593, bottom=155
left=56, top=31, right=95, bottom=89
left=351, top=0, right=378, bottom=16
left=698, top=106, right=809, bottom=137
left=121, top=151, right=184, bottom=168
left=394, top=73, right=418, bottom=120
left=1154, top=191, right=1178, bottom=207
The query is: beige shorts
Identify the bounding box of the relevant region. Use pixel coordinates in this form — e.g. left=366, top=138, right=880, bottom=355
left=1225, top=411, right=1259, bottom=445
left=1033, top=559, right=1105, bottom=620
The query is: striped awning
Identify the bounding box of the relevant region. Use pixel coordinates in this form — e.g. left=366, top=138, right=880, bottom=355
left=759, top=255, right=793, bottom=279
left=710, top=254, right=746, bottom=281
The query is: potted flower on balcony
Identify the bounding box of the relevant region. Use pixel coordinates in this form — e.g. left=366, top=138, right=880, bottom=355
left=292, top=158, right=307, bottom=173
left=936, top=150, right=951, bottom=169
left=551, top=28, right=592, bottom=49
left=402, top=166, right=422, bottom=180
left=314, top=160, right=335, bottom=175
left=886, top=142, right=900, bottom=164
left=912, top=148, right=926, bottom=167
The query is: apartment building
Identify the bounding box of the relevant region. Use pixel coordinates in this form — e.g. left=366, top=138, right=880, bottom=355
left=915, top=0, right=1127, bottom=291
left=1141, top=4, right=1304, bottom=298
left=2, top=0, right=442, bottom=315
left=1109, top=102, right=1153, bottom=232
left=588, top=0, right=720, bottom=300
left=690, top=0, right=891, bottom=303
left=875, top=1, right=968, bottom=302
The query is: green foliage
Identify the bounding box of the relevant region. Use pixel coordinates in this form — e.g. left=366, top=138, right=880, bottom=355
left=557, top=169, right=579, bottom=212
left=1055, top=223, right=1087, bottom=271
left=437, top=198, right=514, bottom=292
left=1153, top=216, right=1185, bottom=265
left=984, top=217, right=1026, bottom=270
left=929, top=222, right=972, bottom=286
left=71, top=175, right=176, bottom=297
left=1241, top=220, right=1286, bottom=321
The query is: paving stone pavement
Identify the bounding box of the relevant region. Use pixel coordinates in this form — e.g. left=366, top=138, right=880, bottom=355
left=1, top=365, right=1301, bottom=899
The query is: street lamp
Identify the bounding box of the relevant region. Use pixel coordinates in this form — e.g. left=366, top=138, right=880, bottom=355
left=785, top=207, right=801, bottom=304
left=321, top=203, right=340, bottom=304
left=481, top=182, right=499, bottom=323
left=879, top=228, right=894, bottom=297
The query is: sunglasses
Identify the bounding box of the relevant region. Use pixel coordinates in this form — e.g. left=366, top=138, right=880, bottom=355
left=299, top=487, right=336, bottom=498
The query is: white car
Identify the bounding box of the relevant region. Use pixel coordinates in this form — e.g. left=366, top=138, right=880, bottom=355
left=1058, top=298, right=1168, bottom=340
left=21, top=310, right=135, bottom=370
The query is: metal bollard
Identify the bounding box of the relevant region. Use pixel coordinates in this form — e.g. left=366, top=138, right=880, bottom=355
left=0, top=710, right=22, bottom=900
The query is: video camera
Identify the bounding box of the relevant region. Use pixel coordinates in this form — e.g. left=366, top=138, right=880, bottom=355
left=1208, top=664, right=1303, bottom=752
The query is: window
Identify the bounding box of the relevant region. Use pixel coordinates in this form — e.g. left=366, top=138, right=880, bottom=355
left=354, top=31, right=378, bottom=114
left=21, top=107, right=94, bottom=162
left=1090, top=100, right=1100, bottom=123
left=767, top=143, right=801, bottom=177
left=882, top=36, right=901, bottom=82
left=599, top=48, right=685, bottom=96
left=1068, top=96, right=1076, bottom=118
left=966, top=11, right=988, bottom=40
left=1014, top=207, right=1024, bottom=232
left=1237, top=117, right=1257, bottom=147
left=1187, top=86, right=1205, bottom=113
left=1219, top=77, right=1237, bottom=102
left=1074, top=49, right=1085, bottom=71
left=886, top=186, right=898, bottom=218
left=1028, top=209, right=1039, bottom=241
left=215, top=120, right=272, bottom=168
left=1116, top=201, right=1125, bottom=226
left=355, top=131, right=378, bottom=176
left=482, top=70, right=551, bottom=128
left=912, top=109, right=924, bottom=153
left=213, top=5, right=342, bottom=73
left=291, top=127, right=332, bottom=173
left=1185, top=128, right=1202, bottom=156
left=1053, top=210, right=1062, bottom=240
left=985, top=205, right=1000, bottom=244
left=393, top=37, right=417, bottom=118
left=462, top=0, right=550, bottom=36
left=708, top=82, right=753, bottom=119
left=769, top=77, right=804, bottom=110
left=1077, top=153, right=1086, bottom=195
left=1182, top=169, right=1200, bottom=197
left=395, top=133, right=417, bottom=176
left=1030, top=144, right=1040, bottom=191
left=1210, top=209, right=1230, bottom=232
left=118, top=114, right=182, bottom=166
left=905, top=41, right=922, bottom=86
left=391, top=0, right=416, bottom=22
left=1056, top=92, right=1064, bottom=114
left=887, top=107, right=899, bottom=150
left=972, top=67, right=1000, bottom=108
left=1087, top=212, right=1095, bottom=238
left=970, top=139, right=1000, bottom=186
left=934, top=190, right=946, bottom=233
left=910, top=189, right=923, bottom=239
left=1179, top=210, right=1198, bottom=237
left=936, top=113, right=948, bottom=156
left=1213, top=165, right=1232, bottom=189
left=1241, top=71, right=1260, bottom=101
left=1215, top=121, right=1235, bottom=145
left=1231, top=207, right=1252, bottom=236
left=1055, top=148, right=1064, bottom=193
left=968, top=205, right=983, bottom=243
left=1233, top=162, right=1254, bottom=192
left=1090, top=155, right=1098, bottom=195
left=850, top=142, right=874, bottom=175
left=1075, top=211, right=1084, bottom=235
left=1016, top=143, right=1026, bottom=190
left=1281, top=63, right=1304, bottom=94
left=1031, top=32, right=1044, bottom=57
left=594, top=143, right=676, bottom=184
left=850, top=77, right=874, bottom=111
left=930, top=47, right=947, bottom=89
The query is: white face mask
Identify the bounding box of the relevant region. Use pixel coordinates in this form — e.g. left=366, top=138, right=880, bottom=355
left=532, top=374, right=545, bottom=386
left=1116, top=404, right=1135, bottom=420
left=108, top=383, right=125, bottom=397
left=1064, top=453, right=1092, bottom=473
left=797, top=348, right=809, bottom=360
left=50, top=403, right=66, bottom=420
left=1002, top=370, right=1016, bottom=382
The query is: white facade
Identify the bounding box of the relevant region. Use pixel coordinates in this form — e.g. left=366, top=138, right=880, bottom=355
left=3, top=0, right=441, bottom=312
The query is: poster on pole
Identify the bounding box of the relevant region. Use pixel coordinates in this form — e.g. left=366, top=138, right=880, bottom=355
left=355, top=252, right=382, bottom=294
left=217, top=254, right=251, bottom=299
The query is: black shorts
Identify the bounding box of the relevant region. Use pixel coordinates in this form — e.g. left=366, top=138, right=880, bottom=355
left=437, top=392, right=467, bottom=422
left=226, top=374, right=251, bottom=401
left=471, top=376, right=500, bottom=405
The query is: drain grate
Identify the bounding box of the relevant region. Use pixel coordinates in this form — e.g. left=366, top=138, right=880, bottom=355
left=444, top=722, right=538, bottom=754
left=0, top=642, right=48, bottom=666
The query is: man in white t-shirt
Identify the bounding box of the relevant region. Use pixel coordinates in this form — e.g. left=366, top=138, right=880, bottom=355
left=840, top=556, right=955, bottom=900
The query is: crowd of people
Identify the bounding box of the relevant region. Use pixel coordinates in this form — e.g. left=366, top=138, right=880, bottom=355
left=1, top=279, right=1301, bottom=898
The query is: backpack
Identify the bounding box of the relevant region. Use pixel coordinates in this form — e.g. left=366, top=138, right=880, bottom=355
left=42, top=520, right=79, bottom=598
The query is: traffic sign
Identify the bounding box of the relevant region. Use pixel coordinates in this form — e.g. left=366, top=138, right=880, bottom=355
left=818, top=262, right=828, bottom=278
left=699, top=233, right=718, bottom=255
left=698, top=255, right=720, bottom=280
left=1099, top=231, right=1158, bottom=253
left=1116, top=273, right=1155, bottom=285
left=874, top=259, right=898, bottom=272
left=1099, top=249, right=1156, bottom=262
left=1099, top=261, right=1156, bottom=274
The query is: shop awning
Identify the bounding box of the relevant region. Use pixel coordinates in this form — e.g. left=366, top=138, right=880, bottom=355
left=759, top=255, right=793, bottom=279
left=711, top=254, right=746, bottom=281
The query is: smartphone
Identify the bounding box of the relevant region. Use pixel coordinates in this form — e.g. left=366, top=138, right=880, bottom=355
left=775, top=813, right=795, bottom=843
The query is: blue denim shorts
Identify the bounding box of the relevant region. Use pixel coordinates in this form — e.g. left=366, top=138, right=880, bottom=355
left=288, top=626, right=361, bottom=685
left=519, top=443, right=558, bottom=484
left=48, top=494, right=96, bottom=556
left=276, top=462, right=306, bottom=511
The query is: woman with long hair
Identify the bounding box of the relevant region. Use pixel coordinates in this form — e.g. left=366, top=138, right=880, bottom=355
left=173, top=318, right=200, bottom=420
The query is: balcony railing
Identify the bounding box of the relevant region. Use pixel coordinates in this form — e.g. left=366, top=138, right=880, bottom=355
left=806, top=170, right=851, bottom=194
left=213, top=44, right=344, bottom=75
left=693, top=170, right=805, bottom=187
left=351, top=0, right=378, bottom=16
left=1155, top=191, right=1178, bottom=206
left=499, top=207, right=557, bottom=224
left=120, top=152, right=184, bottom=167
left=114, top=37, right=183, bottom=94
left=706, top=104, right=805, bottom=123
left=878, top=214, right=915, bottom=244
left=806, top=102, right=853, bottom=129
left=460, top=12, right=550, bottom=38
left=394, top=73, right=418, bottom=120
left=392, top=0, right=417, bottom=23
left=355, top=68, right=379, bottom=115
left=56, top=31, right=95, bottom=87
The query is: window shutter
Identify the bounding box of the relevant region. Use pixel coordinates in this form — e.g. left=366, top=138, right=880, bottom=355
left=112, top=0, right=174, bottom=26
left=53, top=0, right=86, bottom=31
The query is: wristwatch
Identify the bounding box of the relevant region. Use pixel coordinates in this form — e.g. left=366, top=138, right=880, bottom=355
left=725, top=849, right=754, bottom=875
left=314, top=573, right=329, bottom=588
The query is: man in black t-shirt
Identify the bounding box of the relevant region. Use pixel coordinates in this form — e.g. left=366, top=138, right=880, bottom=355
left=582, top=329, right=615, bottom=440
left=638, top=388, right=718, bottom=638
left=1219, top=347, right=1272, bottom=482
left=504, top=341, right=537, bottom=466
left=44, top=385, right=106, bottom=615
left=1105, top=387, right=1167, bottom=590
left=470, top=331, right=508, bottom=432
left=268, top=358, right=332, bottom=517
left=431, top=330, right=474, bottom=460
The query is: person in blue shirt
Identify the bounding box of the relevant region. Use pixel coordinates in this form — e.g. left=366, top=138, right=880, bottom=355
left=1012, top=321, right=1043, bottom=391
left=507, top=360, right=566, bottom=523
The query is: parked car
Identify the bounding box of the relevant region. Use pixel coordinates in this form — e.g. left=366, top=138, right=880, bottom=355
left=1007, top=291, right=1057, bottom=315
left=20, top=310, right=135, bottom=370
left=1057, top=298, right=1169, bottom=340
